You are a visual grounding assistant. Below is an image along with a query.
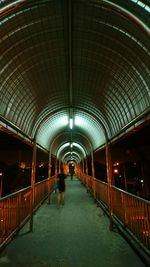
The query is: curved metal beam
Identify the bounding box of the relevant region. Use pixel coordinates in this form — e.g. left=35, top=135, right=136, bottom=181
left=60, top=147, right=85, bottom=163
left=94, top=0, right=150, bottom=36
left=1, top=0, right=149, bottom=36
left=62, top=151, right=80, bottom=162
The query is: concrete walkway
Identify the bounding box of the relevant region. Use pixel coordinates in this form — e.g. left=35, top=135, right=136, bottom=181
left=0, top=177, right=146, bottom=267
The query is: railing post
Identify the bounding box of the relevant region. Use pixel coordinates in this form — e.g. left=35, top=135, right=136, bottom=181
left=106, top=141, right=113, bottom=231
left=30, top=140, right=36, bottom=232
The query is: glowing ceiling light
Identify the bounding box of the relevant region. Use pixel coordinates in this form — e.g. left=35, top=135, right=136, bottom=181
left=69, top=118, right=73, bottom=129
left=62, top=116, right=69, bottom=126
left=74, top=116, right=83, bottom=126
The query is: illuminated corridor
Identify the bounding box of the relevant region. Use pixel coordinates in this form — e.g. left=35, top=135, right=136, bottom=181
left=0, top=0, right=150, bottom=265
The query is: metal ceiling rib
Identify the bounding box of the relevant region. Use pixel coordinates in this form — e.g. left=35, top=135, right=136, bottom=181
left=57, top=142, right=86, bottom=159
left=58, top=145, right=86, bottom=162
left=51, top=131, right=93, bottom=157
left=0, top=0, right=150, bottom=162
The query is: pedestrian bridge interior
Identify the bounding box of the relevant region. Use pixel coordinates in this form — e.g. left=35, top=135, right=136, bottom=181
left=0, top=0, right=150, bottom=266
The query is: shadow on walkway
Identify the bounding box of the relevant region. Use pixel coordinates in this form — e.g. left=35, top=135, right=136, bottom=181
left=0, top=177, right=146, bottom=267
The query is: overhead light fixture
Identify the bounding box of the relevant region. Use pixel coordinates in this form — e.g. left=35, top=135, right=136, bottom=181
left=70, top=143, right=73, bottom=148
left=69, top=118, right=73, bottom=129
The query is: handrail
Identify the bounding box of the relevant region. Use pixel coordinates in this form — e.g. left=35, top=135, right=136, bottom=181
left=0, top=176, right=55, bottom=201
left=0, top=186, right=31, bottom=201
left=79, top=173, right=150, bottom=254
left=0, top=176, right=56, bottom=250
left=112, top=185, right=150, bottom=204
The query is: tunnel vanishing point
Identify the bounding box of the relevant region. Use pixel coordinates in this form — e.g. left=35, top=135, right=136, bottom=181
left=0, top=0, right=150, bottom=263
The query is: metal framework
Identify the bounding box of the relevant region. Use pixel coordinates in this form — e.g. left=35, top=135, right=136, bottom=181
left=0, top=0, right=150, bottom=162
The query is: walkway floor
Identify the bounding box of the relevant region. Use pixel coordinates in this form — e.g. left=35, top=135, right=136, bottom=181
left=0, top=177, right=146, bottom=267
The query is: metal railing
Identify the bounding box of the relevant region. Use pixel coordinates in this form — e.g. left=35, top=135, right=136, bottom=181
left=111, top=186, right=150, bottom=251
left=0, top=176, right=56, bottom=249
left=79, top=173, right=150, bottom=253
left=1, top=172, right=149, bottom=254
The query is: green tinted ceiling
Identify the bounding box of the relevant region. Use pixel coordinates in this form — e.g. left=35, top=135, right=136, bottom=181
left=0, top=0, right=150, bottom=161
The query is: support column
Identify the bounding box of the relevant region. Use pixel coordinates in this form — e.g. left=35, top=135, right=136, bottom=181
left=86, top=158, right=88, bottom=175
left=59, top=160, right=61, bottom=173
left=123, top=165, right=127, bottom=191
left=106, top=141, right=113, bottom=231
left=48, top=152, right=51, bottom=205
left=55, top=159, right=58, bottom=175
left=30, top=140, right=36, bottom=232
left=91, top=151, right=96, bottom=199
left=91, top=151, right=95, bottom=178
left=0, top=174, right=3, bottom=198
left=82, top=159, right=85, bottom=174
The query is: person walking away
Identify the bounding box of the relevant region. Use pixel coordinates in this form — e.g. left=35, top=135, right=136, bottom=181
left=57, top=167, right=67, bottom=205
left=70, top=167, right=74, bottom=180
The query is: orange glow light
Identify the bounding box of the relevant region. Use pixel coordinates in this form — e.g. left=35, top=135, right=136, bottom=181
left=113, top=162, right=119, bottom=166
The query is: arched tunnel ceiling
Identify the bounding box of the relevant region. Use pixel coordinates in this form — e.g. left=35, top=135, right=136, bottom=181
left=0, top=0, right=150, bottom=162
left=57, top=142, right=86, bottom=159
left=36, top=110, right=106, bottom=153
